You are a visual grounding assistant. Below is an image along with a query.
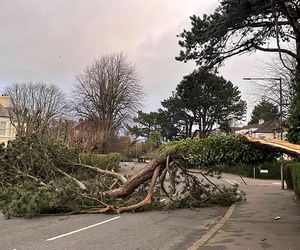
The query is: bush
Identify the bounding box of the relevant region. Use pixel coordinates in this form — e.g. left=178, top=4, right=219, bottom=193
left=222, top=161, right=281, bottom=179
left=286, top=161, right=300, bottom=197
left=80, top=153, right=121, bottom=171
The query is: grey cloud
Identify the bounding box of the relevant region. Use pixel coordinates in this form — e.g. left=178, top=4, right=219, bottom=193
left=0, top=0, right=266, bottom=121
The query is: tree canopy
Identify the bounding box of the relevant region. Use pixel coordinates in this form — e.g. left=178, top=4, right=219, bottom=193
left=6, top=82, right=67, bottom=138
left=129, top=70, right=246, bottom=139
left=248, top=99, right=280, bottom=125
left=177, top=70, right=246, bottom=137
left=73, top=53, right=142, bottom=151
left=177, top=0, right=300, bottom=69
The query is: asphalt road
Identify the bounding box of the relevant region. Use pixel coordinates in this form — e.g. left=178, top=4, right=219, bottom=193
left=0, top=164, right=284, bottom=250
left=0, top=207, right=227, bottom=250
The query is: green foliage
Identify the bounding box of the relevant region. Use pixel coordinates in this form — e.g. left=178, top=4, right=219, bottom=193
left=80, top=153, right=120, bottom=171
left=176, top=69, right=246, bottom=136
left=129, top=111, right=160, bottom=139
left=159, top=95, right=194, bottom=139
left=0, top=136, right=80, bottom=185
left=129, top=109, right=181, bottom=142
left=147, top=131, right=162, bottom=148
left=176, top=1, right=298, bottom=69
left=0, top=136, right=123, bottom=217
left=285, top=161, right=300, bottom=198
left=248, top=99, right=279, bottom=125
left=288, top=82, right=300, bottom=144
left=292, top=163, right=300, bottom=198
left=161, top=186, right=245, bottom=209
left=161, top=136, right=277, bottom=169
left=0, top=179, right=79, bottom=218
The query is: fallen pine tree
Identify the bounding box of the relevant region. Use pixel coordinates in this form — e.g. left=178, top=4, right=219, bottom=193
left=0, top=135, right=277, bottom=217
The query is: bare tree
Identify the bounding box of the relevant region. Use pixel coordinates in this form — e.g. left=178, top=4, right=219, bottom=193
left=6, top=82, right=68, bottom=137
left=254, top=54, right=296, bottom=119
left=73, top=53, right=142, bottom=152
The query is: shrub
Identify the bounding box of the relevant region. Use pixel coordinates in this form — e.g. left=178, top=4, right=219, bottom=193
left=286, top=161, right=300, bottom=197
left=222, top=161, right=281, bottom=179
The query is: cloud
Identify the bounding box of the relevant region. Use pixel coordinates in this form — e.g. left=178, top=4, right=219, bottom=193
left=0, top=0, right=213, bottom=92
left=0, top=0, right=269, bottom=121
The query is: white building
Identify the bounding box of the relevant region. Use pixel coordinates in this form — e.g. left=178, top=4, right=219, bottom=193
left=0, top=95, right=16, bottom=145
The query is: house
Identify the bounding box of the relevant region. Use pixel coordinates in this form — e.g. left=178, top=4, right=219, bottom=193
left=233, top=123, right=260, bottom=137
left=0, top=95, right=16, bottom=145
left=252, top=120, right=287, bottom=139
left=233, top=119, right=287, bottom=139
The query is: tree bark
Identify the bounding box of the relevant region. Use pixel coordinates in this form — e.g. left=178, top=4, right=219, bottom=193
left=104, top=149, right=174, bottom=198
left=116, top=165, right=161, bottom=213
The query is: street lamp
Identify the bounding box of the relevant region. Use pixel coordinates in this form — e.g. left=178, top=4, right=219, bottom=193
left=243, top=77, right=284, bottom=189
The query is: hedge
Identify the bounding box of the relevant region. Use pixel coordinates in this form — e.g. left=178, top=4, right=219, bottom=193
left=286, top=162, right=300, bottom=198
left=222, top=161, right=281, bottom=180
left=79, top=153, right=121, bottom=171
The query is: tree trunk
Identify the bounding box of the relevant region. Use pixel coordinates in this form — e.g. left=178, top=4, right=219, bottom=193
left=104, top=149, right=174, bottom=198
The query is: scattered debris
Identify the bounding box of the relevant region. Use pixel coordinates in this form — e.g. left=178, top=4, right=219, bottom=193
left=58, top=216, right=70, bottom=221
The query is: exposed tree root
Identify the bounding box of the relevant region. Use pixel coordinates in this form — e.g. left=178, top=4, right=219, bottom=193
left=116, top=165, right=161, bottom=213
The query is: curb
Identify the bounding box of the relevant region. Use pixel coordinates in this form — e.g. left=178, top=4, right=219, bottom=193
left=187, top=203, right=237, bottom=250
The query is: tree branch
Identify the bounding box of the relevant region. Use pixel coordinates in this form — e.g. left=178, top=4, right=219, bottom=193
left=253, top=44, right=299, bottom=59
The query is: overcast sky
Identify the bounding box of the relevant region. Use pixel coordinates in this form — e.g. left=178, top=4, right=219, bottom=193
left=0, top=0, right=271, bottom=122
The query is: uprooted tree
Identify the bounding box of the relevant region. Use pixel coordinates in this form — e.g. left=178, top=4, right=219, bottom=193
left=0, top=135, right=278, bottom=218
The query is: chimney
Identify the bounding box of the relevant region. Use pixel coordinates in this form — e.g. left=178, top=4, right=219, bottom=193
left=0, top=94, right=10, bottom=108
left=258, top=119, right=264, bottom=125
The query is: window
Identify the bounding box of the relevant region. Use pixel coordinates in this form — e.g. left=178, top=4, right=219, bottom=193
left=0, top=121, right=6, bottom=136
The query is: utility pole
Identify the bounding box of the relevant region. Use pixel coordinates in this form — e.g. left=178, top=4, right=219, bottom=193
left=279, top=78, right=283, bottom=140
left=243, top=77, right=284, bottom=189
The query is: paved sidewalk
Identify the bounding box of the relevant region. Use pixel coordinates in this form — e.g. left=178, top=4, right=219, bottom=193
left=201, top=180, right=300, bottom=250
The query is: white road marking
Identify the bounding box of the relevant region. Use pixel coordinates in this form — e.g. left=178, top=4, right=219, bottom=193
left=222, top=178, right=235, bottom=186
left=46, top=216, right=121, bottom=241
left=230, top=179, right=240, bottom=185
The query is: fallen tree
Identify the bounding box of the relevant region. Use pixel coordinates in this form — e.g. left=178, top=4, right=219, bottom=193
left=0, top=136, right=276, bottom=217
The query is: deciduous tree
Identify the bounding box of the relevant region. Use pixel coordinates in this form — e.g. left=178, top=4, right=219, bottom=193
left=74, top=53, right=142, bottom=152
left=6, top=82, right=67, bottom=137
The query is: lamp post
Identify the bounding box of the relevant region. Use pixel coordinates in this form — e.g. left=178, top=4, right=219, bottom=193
left=243, top=77, right=284, bottom=190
